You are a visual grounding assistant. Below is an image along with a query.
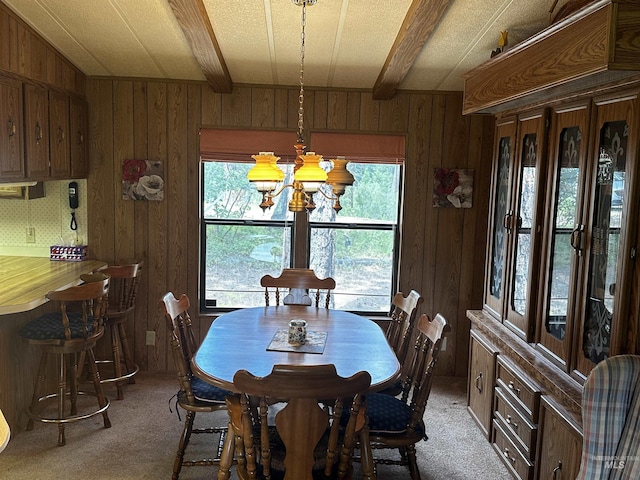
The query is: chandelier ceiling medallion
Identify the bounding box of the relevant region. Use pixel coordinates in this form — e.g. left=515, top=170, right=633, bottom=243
left=247, top=0, right=354, bottom=213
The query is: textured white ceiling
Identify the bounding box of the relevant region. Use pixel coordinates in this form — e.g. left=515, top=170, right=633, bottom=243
left=3, top=0, right=573, bottom=91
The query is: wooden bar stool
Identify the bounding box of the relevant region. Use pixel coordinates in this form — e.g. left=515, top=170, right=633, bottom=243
left=19, top=275, right=111, bottom=446
left=83, top=263, right=142, bottom=400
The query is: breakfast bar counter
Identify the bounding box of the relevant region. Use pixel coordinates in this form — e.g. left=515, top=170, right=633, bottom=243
left=0, top=256, right=106, bottom=315
left=0, top=256, right=106, bottom=434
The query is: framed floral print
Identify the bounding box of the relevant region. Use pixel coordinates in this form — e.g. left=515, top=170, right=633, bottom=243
left=433, top=168, right=473, bottom=208
left=122, top=159, right=164, bottom=201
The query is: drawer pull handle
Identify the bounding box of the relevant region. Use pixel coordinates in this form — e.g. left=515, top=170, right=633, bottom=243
left=57, top=126, right=65, bottom=143
left=508, top=381, right=521, bottom=395
left=552, top=461, right=562, bottom=479
left=36, top=123, right=43, bottom=143
left=506, top=415, right=518, bottom=431
left=475, top=373, right=483, bottom=393
left=502, top=447, right=516, bottom=465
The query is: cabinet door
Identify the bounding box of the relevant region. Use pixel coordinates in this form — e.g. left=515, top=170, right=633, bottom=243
left=49, top=90, right=70, bottom=179
left=572, top=94, right=638, bottom=379
left=537, top=102, right=591, bottom=370
left=24, top=84, right=49, bottom=179
left=467, top=330, right=498, bottom=439
left=484, top=116, right=517, bottom=318
left=0, top=78, right=24, bottom=179
left=69, top=96, right=88, bottom=178
left=536, top=397, right=582, bottom=480
left=504, top=110, right=548, bottom=340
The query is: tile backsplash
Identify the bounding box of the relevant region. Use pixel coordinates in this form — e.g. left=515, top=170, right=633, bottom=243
left=0, top=179, right=88, bottom=257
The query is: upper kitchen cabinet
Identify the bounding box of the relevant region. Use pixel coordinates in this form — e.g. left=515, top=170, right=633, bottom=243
left=0, top=77, right=24, bottom=179
left=23, top=86, right=88, bottom=180
left=23, top=84, right=50, bottom=179
left=69, top=96, right=88, bottom=179
left=1, top=3, right=88, bottom=182
left=48, top=90, right=71, bottom=179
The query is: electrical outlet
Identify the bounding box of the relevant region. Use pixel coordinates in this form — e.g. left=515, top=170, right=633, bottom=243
left=145, top=330, right=156, bottom=346
left=26, top=227, right=36, bottom=243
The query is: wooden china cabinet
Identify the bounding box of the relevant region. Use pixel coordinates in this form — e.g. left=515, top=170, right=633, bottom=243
left=464, top=2, right=640, bottom=479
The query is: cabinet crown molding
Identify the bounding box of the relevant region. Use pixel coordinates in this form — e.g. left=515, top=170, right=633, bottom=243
left=463, top=0, right=640, bottom=114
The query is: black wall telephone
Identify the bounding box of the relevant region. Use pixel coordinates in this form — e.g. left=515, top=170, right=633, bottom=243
left=69, top=181, right=78, bottom=231
left=69, top=181, right=79, bottom=209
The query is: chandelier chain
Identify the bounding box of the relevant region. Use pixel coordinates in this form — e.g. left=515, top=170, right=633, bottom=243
left=297, top=1, right=307, bottom=143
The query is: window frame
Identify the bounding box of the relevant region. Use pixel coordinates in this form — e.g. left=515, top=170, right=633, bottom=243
left=198, top=128, right=406, bottom=315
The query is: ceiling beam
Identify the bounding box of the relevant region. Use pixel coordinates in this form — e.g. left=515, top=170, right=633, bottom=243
left=372, top=0, right=451, bottom=100
left=168, top=0, right=232, bottom=93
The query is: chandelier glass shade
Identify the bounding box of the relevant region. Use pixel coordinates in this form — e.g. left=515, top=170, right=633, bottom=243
left=246, top=0, right=354, bottom=213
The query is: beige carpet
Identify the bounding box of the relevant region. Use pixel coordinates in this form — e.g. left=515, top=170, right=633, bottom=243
left=0, top=372, right=511, bottom=480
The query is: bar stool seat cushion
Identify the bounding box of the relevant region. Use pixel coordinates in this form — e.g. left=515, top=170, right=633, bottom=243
left=20, top=312, right=96, bottom=341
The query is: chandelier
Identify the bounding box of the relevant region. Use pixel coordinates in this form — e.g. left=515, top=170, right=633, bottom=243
left=247, top=0, right=354, bottom=213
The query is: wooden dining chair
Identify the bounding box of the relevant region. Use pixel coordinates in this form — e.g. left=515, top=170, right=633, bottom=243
left=19, top=275, right=111, bottom=446
left=378, top=290, right=423, bottom=397
left=160, top=292, right=234, bottom=480
left=260, top=268, right=336, bottom=308
left=356, top=313, right=451, bottom=480
left=218, top=364, right=373, bottom=480
left=385, top=290, right=424, bottom=365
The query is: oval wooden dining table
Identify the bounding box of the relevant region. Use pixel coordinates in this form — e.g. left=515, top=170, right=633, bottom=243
left=191, top=305, right=400, bottom=393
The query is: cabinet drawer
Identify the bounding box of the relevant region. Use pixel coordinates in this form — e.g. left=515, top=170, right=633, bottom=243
left=495, top=386, right=537, bottom=459
left=493, top=419, right=534, bottom=480
left=496, top=356, right=541, bottom=422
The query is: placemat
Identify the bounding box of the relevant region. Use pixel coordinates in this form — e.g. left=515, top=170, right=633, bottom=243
left=267, top=328, right=328, bottom=354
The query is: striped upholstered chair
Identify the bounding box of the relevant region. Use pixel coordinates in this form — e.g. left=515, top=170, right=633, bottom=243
left=576, top=355, right=640, bottom=480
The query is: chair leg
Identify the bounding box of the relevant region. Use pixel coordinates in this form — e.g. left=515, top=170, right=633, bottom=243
left=86, top=348, right=111, bottom=429
left=173, top=409, right=195, bottom=480
left=68, top=353, right=78, bottom=416
left=57, top=353, right=67, bottom=446
left=27, top=352, right=48, bottom=431
left=217, top=421, right=235, bottom=480
left=358, top=426, right=376, bottom=480
left=109, top=323, right=125, bottom=400
left=117, top=321, right=137, bottom=385
left=406, top=444, right=421, bottom=480
left=234, top=432, right=249, bottom=480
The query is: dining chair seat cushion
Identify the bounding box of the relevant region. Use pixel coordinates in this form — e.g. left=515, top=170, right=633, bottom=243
left=189, top=376, right=231, bottom=403
left=20, top=312, right=96, bottom=341
left=364, top=393, right=426, bottom=436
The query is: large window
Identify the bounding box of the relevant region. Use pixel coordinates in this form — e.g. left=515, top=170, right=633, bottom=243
left=200, top=131, right=404, bottom=314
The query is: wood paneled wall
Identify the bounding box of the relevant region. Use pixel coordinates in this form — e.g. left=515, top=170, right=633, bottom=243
left=0, top=2, right=85, bottom=95
left=86, top=79, right=494, bottom=376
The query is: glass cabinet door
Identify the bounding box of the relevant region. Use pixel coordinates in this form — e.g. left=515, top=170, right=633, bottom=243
left=484, top=117, right=517, bottom=319
left=504, top=111, right=547, bottom=340
left=537, top=103, right=590, bottom=369
left=573, top=95, right=636, bottom=379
